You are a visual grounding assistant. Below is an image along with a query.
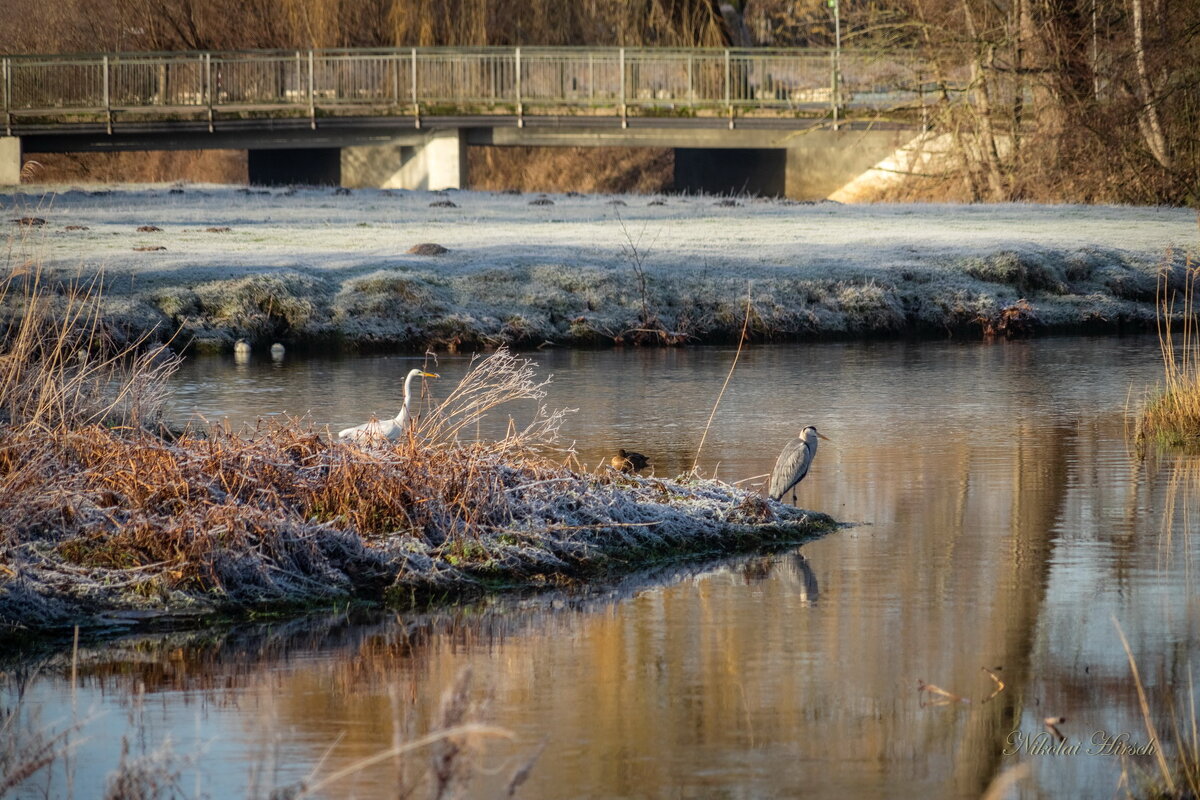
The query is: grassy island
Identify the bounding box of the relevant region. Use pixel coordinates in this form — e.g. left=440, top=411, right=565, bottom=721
left=0, top=274, right=835, bottom=638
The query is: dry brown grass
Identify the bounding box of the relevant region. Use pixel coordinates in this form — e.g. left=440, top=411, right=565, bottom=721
left=1137, top=260, right=1200, bottom=447
left=18, top=151, right=248, bottom=185
left=468, top=147, right=673, bottom=195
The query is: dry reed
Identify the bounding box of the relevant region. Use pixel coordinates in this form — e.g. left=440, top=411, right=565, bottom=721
left=1138, top=260, right=1200, bottom=447
left=0, top=264, right=180, bottom=434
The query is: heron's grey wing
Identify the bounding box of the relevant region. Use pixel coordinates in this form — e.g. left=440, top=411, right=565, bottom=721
left=768, top=438, right=813, bottom=500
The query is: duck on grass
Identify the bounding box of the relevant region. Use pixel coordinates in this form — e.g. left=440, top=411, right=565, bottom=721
left=0, top=278, right=836, bottom=636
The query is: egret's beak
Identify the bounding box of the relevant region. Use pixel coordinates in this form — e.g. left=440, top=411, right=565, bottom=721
left=421, top=371, right=440, bottom=378
left=817, top=432, right=832, bottom=441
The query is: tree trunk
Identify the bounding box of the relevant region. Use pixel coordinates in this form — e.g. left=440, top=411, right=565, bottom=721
left=1131, top=0, right=1171, bottom=168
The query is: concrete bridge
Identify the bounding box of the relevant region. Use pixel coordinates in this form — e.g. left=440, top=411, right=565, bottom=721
left=1, top=47, right=958, bottom=197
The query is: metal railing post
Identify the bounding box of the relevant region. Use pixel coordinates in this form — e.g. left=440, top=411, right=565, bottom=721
left=687, top=52, right=693, bottom=107
left=411, top=47, right=419, bottom=128
left=295, top=51, right=302, bottom=105
left=307, top=50, right=315, bottom=128
left=490, top=52, right=497, bottom=106
left=619, top=47, right=626, bottom=128
left=3, top=57, right=10, bottom=136
left=392, top=51, right=399, bottom=105
left=830, top=50, right=839, bottom=131
left=205, top=53, right=214, bottom=132
left=515, top=46, right=523, bottom=127
left=724, top=49, right=732, bottom=128
left=103, top=55, right=112, bottom=134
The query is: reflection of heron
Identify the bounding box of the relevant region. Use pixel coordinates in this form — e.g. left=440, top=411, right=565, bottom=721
left=612, top=448, right=650, bottom=474
left=768, top=426, right=830, bottom=503
left=338, top=369, right=439, bottom=442
left=781, top=553, right=819, bottom=605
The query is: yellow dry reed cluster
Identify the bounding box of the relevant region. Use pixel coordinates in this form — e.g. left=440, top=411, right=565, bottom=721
left=1138, top=260, right=1200, bottom=447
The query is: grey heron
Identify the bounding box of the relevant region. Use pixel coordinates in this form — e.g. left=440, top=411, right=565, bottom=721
left=338, top=369, right=440, bottom=442
left=768, top=426, right=830, bottom=503
left=612, top=448, right=650, bottom=474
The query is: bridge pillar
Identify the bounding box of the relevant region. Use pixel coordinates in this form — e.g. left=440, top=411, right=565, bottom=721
left=248, top=147, right=341, bottom=186
left=341, top=130, right=468, bottom=190
left=1, top=137, right=22, bottom=185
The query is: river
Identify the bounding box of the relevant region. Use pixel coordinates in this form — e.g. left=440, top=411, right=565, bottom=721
left=7, top=335, right=1198, bottom=799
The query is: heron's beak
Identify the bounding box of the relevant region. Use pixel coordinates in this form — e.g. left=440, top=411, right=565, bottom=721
left=817, top=432, right=832, bottom=441
left=421, top=371, right=440, bottom=378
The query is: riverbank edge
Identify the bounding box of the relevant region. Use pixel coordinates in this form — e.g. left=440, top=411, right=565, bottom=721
left=5, top=188, right=1194, bottom=353
left=0, top=499, right=838, bottom=644
left=10, top=257, right=1182, bottom=358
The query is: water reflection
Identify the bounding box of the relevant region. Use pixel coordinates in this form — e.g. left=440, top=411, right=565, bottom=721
left=8, top=337, right=1200, bottom=799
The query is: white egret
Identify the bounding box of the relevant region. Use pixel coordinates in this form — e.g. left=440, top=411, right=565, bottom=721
left=768, top=425, right=830, bottom=503
left=338, top=369, right=440, bottom=442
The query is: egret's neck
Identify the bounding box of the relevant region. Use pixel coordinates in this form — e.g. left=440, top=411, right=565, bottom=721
left=395, top=372, right=419, bottom=421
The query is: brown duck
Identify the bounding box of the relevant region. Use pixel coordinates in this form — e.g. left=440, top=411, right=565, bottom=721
left=612, top=448, right=650, bottom=474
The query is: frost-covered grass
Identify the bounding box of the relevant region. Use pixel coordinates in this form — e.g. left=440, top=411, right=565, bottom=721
left=0, top=272, right=833, bottom=635
left=3, top=185, right=1196, bottom=351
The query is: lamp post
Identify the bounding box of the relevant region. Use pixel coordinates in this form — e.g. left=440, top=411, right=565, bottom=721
left=829, top=0, right=841, bottom=129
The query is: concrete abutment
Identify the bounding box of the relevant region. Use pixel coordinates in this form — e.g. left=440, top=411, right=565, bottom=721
left=674, top=129, right=917, bottom=199
left=342, top=130, right=468, bottom=190
left=1, top=137, right=23, bottom=185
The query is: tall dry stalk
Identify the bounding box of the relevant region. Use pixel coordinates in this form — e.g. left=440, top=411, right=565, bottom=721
left=692, top=282, right=754, bottom=473
left=1138, top=259, right=1200, bottom=446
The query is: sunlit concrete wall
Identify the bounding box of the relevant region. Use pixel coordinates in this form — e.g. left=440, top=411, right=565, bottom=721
left=783, top=128, right=916, bottom=200
left=342, top=130, right=468, bottom=190
left=0, top=137, right=21, bottom=185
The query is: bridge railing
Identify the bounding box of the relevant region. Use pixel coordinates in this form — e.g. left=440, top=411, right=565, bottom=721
left=1, top=47, right=962, bottom=131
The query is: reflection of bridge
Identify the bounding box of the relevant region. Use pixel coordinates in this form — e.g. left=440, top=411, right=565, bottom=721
left=1, top=47, right=961, bottom=196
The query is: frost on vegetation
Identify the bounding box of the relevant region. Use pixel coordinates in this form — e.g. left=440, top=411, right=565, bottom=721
left=152, top=270, right=333, bottom=348
left=334, top=269, right=450, bottom=334
left=832, top=281, right=907, bottom=331
left=0, top=346, right=833, bottom=634
left=11, top=188, right=1196, bottom=348
left=962, top=251, right=1070, bottom=295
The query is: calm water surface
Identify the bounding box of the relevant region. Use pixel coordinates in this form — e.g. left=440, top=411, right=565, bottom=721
left=9, top=337, right=1200, bottom=799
